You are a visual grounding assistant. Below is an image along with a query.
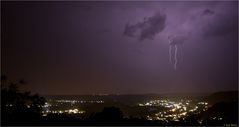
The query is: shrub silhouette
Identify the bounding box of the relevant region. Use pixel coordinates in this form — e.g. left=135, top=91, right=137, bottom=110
left=1, top=75, right=46, bottom=125
left=91, top=106, right=124, bottom=125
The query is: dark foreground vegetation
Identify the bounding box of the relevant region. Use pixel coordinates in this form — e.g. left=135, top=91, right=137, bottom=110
left=1, top=75, right=238, bottom=126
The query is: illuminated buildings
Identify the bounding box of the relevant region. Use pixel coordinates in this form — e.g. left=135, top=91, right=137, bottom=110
left=41, top=99, right=104, bottom=116
left=42, top=97, right=209, bottom=122
left=138, top=99, right=209, bottom=122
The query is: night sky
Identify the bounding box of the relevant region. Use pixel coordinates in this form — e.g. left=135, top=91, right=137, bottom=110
left=2, top=1, right=238, bottom=95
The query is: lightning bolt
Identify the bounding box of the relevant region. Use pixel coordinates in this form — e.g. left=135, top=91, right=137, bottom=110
left=169, top=45, right=172, bottom=64
left=174, top=45, right=178, bottom=70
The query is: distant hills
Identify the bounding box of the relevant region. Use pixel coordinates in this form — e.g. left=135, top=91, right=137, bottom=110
left=203, top=91, right=238, bottom=105
left=44, top=91, right=238, bottom=105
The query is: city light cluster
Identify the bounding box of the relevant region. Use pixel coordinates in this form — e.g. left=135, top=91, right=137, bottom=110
left=55, top=99, right=104, bottom=104
left=42, top=108, right=85, bottom=116
left=43, top=102, right=51, bottom=107
left=139, top=99, right=209, bottom=122
left=42, top=99, right=105, bottom=116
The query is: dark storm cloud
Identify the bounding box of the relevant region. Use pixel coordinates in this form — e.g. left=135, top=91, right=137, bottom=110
left=202, top=10, right=237, bottom=38
left=123, top=12, right=166, bottom=41
left=202, top=9, right=215, bottom=16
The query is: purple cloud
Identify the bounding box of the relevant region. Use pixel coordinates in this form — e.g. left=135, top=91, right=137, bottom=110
left=124, top=12, right=166, bottom=41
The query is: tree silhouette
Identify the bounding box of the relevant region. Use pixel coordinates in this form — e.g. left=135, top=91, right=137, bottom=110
left=1, top=75, right=46, bottom=125
left=91, top=106, right=124, bottom=125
